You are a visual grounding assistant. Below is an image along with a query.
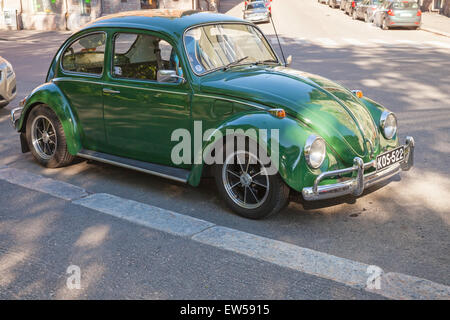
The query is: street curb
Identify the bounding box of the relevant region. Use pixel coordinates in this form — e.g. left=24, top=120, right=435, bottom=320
left=0, top=167, right=88, bottom=201
left=1, top=165, right=449, bottom=299
left=421, top=27, right=450, bottom=38
left=73, top=193, right=215, bottom=237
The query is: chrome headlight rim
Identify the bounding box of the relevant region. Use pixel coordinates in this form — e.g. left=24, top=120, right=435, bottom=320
left=304, top=134, right=327, bottom=169
left=380, top=111, right=397, bottom=140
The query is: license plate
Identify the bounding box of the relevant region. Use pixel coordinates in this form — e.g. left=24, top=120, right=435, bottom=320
left=376, top=146, right=405, bottom=171
left=400, top=13, right=412, bottom=17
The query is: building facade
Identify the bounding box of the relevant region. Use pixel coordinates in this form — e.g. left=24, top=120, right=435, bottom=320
left=0, top=0, right=218, bottom=31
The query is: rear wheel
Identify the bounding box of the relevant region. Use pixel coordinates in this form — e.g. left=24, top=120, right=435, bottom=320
left=26, top=104, right=74, bottom=168
left=214, top=140, right=290, bottom=219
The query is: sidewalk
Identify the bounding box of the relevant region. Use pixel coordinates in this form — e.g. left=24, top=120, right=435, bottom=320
left=421, top=12, right=450, bottom=37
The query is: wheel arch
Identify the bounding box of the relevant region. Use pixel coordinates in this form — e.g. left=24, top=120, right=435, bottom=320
left=17, top=82, right=82, bottom=155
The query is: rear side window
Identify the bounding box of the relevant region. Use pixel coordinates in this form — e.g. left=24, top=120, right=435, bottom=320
left=392, top=1, right=418, bottom=9
left=62, top=33, right=106, bottom=75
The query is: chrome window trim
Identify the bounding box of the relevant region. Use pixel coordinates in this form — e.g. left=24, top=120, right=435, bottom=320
left=59, top=31, right=107, bottom=78
left=182, top=21, right=281, bottom=77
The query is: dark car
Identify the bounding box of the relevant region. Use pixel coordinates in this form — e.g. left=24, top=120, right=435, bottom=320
left=353, top=0, right=382, bottom=22
left=345, top=0, right=363, bottom=15
left=374, top=0, right=422, bottom=30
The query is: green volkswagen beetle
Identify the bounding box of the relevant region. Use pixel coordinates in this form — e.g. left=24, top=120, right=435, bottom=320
left=10, top=10, right=414, bottom=219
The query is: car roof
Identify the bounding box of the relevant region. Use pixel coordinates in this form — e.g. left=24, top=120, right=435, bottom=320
left=79, top=9, right=244, bottom=35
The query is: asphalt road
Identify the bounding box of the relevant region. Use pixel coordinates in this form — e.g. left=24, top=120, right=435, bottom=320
left=0, top=0, right=449, bottom=298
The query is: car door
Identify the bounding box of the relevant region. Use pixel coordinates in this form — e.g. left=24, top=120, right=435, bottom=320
left=102, top=30, right=192, bottom=168
left=56, top=31, right=107, bottom=150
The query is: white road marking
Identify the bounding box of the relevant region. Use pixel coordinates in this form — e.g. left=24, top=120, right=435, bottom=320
left=2, top=163, right=450, bottom=299
left=425, top=41, right=450, bottom=49
left=0, top=167, right=87, bottom=201
left=315, top=38, right=339, bottom=47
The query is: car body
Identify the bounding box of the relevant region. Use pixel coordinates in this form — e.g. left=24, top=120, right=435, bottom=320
left=243, top=1, right=271, bottom=23
left=0, top=56, right=17, bottom=108
left=329, top=0, right=342, bottom=8
left=10, top=10, right=414, bottom=219
left=345, top=0, right=363, bottom=15
left=318, top=0, right=328, bottom=4
left=353, top=0, right=382, bottom=22
left=374, top=0, right=422, bottom=29
left=340, top=0, right=349, bottom=10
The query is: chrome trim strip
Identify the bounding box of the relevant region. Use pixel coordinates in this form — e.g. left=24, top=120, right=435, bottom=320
left=76, top=152, right=188, bottom=184
left=53, top=78, right=189, bottom=96
left=302, top=136, right=414, bottom=201
left=194, top=93, right=267, bottom=111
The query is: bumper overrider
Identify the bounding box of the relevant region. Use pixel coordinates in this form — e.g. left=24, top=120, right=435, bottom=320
left=10, top=106, right=23, bottom=129
left=302, top=136, right=415, bottom=201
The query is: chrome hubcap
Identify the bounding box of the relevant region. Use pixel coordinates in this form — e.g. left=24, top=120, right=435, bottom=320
left=31, top=115, right=57, bottom=160
left=222, top=150, right=269, bottom=210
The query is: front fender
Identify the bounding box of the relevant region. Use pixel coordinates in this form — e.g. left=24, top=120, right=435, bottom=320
left=187, top=111, right=338, bottom=192
left=17, top=82, right=82, bottom=155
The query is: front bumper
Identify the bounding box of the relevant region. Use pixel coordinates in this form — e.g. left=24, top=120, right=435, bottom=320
left=0, top=66, right=17, bottom=104
left=245, top=15, right=270, bottom=23
left=302, top=136, right=414, bottom=201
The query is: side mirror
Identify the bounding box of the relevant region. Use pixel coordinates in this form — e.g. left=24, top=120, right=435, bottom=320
left=157, top=70, right=185, bottom=83
left=286, top=55, right=292, bottom=67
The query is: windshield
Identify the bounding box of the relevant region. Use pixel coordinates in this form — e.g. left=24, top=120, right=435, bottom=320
left=184, top=23, right=278, bottom=75
left=392, top=1, right=419, bottom=9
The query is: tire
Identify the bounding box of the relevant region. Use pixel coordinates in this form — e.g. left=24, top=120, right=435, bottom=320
left=382, top=18, right=389, bottom=30
left=26, top=104, right=74, bottom=168
left=214, top=138, right=290, bottom=219
left=352, top=9, right=357, bottom=20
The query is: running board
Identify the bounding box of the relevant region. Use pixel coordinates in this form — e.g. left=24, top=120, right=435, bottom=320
left=77, top=149, right=190, bottom=183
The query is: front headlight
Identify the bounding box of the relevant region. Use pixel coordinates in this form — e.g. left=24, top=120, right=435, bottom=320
left=304, top=135, right=326, bottom=169
left=6, top=62, right=14, bottom=79
left=380, top=111, right=397, bottom=139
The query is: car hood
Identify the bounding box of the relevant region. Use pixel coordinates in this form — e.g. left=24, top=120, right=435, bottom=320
left=199, top=66, right=379, bottom=163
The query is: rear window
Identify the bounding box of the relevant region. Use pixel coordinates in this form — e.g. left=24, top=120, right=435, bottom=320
left=247, top=3, right=265, bottom=9
left=392, top=1, right=419, bottom=9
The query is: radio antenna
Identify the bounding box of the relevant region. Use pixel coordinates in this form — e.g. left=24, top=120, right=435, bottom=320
left=270, top=15, right=287, bottom=66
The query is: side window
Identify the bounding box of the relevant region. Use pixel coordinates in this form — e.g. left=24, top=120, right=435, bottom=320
left=112, top=33, right=182, bottom=82
left=62, top=33, right=106, bottom=75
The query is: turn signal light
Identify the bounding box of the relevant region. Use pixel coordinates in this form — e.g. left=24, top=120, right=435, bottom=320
left=352, top=90, right=364, bottom=98
left=387, top=9, right=394, bottom=16
left=269, top=109, right=286, bottom=118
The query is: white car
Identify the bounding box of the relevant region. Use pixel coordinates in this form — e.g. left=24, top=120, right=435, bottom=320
left=0, top=56, right=17, bottom=108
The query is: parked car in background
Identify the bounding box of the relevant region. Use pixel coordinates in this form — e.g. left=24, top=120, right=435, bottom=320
left=374, top=0, right=421, bottom=30
left=353, top=0, right=382, bottom=21
left=0, top=56, right=17, bottom=108
left=244, top=1, right=271, bottom=23
left=345, top=0, right=363, bottom=15
left=246, top=0, right=272, bottom=14
left=329, top=0, right=342, bottom=9
left=340, top=0, right=349, bottom=10
left=318, top=0, right=328, bottom=4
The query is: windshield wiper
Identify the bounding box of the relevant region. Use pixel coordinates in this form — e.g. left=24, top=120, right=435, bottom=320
left=253, top=59, right=279, bottom=65
left=223, top=56, right=249, bottom=70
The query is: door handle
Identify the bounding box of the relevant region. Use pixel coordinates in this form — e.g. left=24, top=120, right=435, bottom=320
left=103, top=88, right=121, bottom=94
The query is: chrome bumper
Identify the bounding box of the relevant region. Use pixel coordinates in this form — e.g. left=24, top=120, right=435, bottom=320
left=10, top=106, right=23, bottom=129
left=302, top=136, right=415, bottom=201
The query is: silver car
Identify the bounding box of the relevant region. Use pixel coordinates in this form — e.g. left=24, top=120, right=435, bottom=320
left=244, top=1, right=271, bottom=23
left=0, top=56, right=17, bottom=108
left=374, top=0, right=422, bottom=30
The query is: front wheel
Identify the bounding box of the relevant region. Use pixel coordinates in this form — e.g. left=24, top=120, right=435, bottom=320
left=26, top=104, right=74, bottom=168
left=214, top=145, right=290, bottom=219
